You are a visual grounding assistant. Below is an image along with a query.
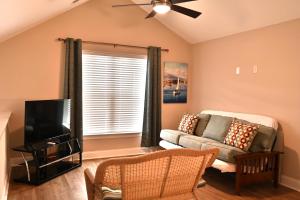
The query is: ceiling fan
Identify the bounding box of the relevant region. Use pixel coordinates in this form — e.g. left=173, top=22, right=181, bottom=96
left=112, top=0, right=201, bottom=19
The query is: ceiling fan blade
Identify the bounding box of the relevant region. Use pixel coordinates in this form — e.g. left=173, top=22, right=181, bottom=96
left=170, top=0, right=197, bottom=4
left=171, top=5, right=201, bottom=18
left=112, top=3, right=151, bottom=7
left=145, top=11, right=156, bottom=19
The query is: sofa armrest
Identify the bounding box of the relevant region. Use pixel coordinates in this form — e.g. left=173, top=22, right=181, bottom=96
left=235, top=151, right=282, bottom=174
left=235, top=151, right=282, bottom=161
left=84, top=168, right=96, bottom=200
left=234, top=151, right=282, bottom=194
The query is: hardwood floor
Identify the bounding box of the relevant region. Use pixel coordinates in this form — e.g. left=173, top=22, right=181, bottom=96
left=198, top=168, right=300, bottom=200
left=8, top=158, right=300, bottom=200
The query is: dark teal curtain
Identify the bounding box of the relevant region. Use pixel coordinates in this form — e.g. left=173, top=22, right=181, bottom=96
left=64, top=38, right=83, bottom=152
left=141, top=47, right=162, bottom=147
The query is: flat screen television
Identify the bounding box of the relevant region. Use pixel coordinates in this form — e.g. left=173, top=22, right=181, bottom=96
left=24, top=99, right=71, bottom=146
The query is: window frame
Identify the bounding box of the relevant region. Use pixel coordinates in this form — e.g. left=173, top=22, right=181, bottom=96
left=82, top=50, right=147, bottom=136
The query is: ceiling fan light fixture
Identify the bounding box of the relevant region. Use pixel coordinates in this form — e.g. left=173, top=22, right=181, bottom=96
left=112, top=0, right=201, bottom=19
left=153, top=2, right=171, bottom=14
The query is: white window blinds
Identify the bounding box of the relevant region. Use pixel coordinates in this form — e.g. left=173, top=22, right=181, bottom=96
left=82, top=52, right=147, bottom=135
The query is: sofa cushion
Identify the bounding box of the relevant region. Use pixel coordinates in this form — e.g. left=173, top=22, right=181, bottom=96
left=178, top=135, right=218, bottom=150
left=178, top=114, right=199, bottom=134
left=249, top=124, right=276, bottom=152
left=201, top=142, right=246, bottom=163
left=194, top=114, right=211, bottom=137
left=160, top=129, right=185, bottom=144
left=224, top=119, right=258, bottom=151
left=202, top=115, right=233, bottom=142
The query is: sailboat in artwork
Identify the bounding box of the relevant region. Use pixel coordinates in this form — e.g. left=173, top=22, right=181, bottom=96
left=173, top=77, right=181, bottom=96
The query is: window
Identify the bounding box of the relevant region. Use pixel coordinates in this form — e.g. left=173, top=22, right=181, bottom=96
left=82, top=52, right=147, bottom=135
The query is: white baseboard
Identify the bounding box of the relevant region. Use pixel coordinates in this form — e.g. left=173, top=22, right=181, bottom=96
left=280, top=175, right=300, bottom=192
left=83, top=147, right=147, bottom=160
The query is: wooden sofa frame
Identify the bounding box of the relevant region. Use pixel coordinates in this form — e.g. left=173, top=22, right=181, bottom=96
left=235, top=151, right=281, bottom=194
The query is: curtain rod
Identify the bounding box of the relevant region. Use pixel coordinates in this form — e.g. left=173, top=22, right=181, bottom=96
left=57, top=38, right=169, bottom=52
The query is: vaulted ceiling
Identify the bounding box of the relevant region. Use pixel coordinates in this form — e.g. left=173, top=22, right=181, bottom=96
left=0, top=0, right=89, bottom=43
left=1, top=0, right=300, bottom=44
left=132, top=0, right=300, bottom=43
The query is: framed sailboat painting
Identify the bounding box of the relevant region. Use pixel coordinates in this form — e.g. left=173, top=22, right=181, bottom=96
left=163, top=62, right=188, bottom=103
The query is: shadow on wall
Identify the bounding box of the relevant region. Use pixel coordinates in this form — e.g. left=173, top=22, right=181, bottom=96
left=0, top=99, right=25, bottom=158
left=279, top=120, right=300, bottom=180
left=276, top=123, right=300, bottom=181
left=282, top=146, right=300, bottom=179
left=8, top=126, right=24, bottom=158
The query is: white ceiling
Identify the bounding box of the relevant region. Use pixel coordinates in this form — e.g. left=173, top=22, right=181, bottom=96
left=133, top=0, right=300, bottom=43
left=0, top=0, right=300, bottom=44
left=0, top=0, right=88, bottom=43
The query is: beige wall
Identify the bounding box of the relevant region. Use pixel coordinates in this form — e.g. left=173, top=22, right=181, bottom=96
left=190, top=19, right=300, bottom=180
left=1, top=0, right=298, bottom=184
left=0, top=0, right=191, bottom=155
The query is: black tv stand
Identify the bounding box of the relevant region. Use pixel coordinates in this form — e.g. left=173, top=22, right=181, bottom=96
left=12, top=136, right=82, bottom=185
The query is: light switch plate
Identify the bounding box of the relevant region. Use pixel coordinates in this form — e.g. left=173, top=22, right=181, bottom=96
left=253, top=65, right=258, bottom=73
left=236, top=67, right=240, bottom=75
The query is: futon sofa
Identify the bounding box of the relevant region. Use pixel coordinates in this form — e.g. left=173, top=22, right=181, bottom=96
left=159, top=110, right=281, bottom=193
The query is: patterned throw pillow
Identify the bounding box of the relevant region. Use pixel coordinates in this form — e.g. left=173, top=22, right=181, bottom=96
left=224, top=120, right=258, bottom=151
left=178, top=114, right=199, bottom=134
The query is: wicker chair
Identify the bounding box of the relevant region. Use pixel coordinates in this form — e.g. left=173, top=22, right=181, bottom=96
left=84, top=148, right=219, bottom=200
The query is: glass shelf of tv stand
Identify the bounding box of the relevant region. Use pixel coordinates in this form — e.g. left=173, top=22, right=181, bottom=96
left=12, top=137, right=82, bottom=185
left=37, top=139, right=81, bottom=165
left=12, top=134, right=75, bottom=152
left=12, top=138, right=81, bottom=164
